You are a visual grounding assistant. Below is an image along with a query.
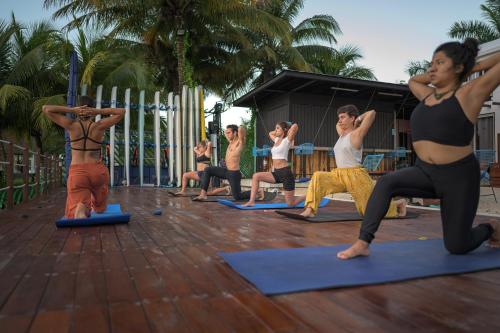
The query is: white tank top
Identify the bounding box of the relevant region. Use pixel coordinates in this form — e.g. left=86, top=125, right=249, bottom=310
left=333, top=132, right=362, bottom=168
left=271, top=137, right=291, bottom=160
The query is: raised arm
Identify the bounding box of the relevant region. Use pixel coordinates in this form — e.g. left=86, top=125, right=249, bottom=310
left=460, top=52, right=500, bottom=116
left=194, top=144, right=201, bottom=154
left=287, top=123, right=299, bottom=141
left=238, top=126, right=247, bottom=146
left=408, top=72, right=434, bottom=101
left=204, top=141, right=213, bottom=158
left=335, top=123, right=343, bottom=136
left=351, top=110, right=376, bottom=149
left=93, top=108, right=125, bottom=130
left=42, top=105, right=80, bottom=129
left=269, top=129, right=277, bottom=142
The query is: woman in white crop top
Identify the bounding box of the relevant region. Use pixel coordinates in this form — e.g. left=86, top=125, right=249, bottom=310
left=299, top=104, right=406, bottom=219
left=242, top=121, right=305, bottom=207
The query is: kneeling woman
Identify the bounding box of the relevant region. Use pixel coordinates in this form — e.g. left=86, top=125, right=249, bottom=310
left=243, top=122, right=303, bottom=207
left=338, top=38, right=500, bottom=260
left=175, top=140, right=212, bottom=195
left=43, top=97, right=125, bottom=219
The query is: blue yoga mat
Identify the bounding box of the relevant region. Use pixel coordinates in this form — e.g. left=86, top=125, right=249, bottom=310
left=56, top=204, right=131, bottom=227
left=217, top=198, right=330, bottom=210
left=219, top=239, right=500, bottom=295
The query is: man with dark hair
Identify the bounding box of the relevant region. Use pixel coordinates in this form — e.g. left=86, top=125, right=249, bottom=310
left=193, top=124, right=251, bottom=201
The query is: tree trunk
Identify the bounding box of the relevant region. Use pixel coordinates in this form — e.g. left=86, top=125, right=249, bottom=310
left=175, top=17, right=186, bottom=95
left=33, top=134, right=43, bottom=154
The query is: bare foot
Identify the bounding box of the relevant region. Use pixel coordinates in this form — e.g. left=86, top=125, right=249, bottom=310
left=396, top=199, right=407, bottom=217
left=193, top=195, right=207, bottom=201
left=300, top=207, right=315, bottom=218
left=487, top=220, right=500, bottom=248
left=337, top=240, right=370, bottom=260
left=175, top=191, right=186, bottom=196
left=74, top=203, right=88, bottom=219
left=242, top=201, right=255, bottom=207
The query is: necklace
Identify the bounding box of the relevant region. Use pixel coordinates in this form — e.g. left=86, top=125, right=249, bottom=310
left=434, top=89, right=453, bottom=100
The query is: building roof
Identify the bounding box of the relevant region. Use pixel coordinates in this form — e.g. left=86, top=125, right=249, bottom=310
left=233, top=70, right=419, bottom=109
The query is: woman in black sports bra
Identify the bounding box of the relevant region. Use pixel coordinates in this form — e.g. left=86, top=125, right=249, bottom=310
left=43, top=96, right=125, bottom=219
left=339, top=38, right=500, bottom=259
left=174, top=139, right=213, bottom=195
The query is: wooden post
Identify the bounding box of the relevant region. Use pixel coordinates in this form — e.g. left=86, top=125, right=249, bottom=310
left=34, top=151, right=40, bottom=198
left=6, top=142, right=13, bottom=209
left=49, top=156, right=53, bottom=191
left=22, top=145, right=29, bottom=203
left=42, top=155, right=47, bottom=194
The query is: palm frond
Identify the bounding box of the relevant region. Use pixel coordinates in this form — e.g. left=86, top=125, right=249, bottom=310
left=0, top=84, right=31, bottom=111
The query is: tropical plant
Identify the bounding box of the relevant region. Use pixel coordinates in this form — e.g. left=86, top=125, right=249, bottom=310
left=405, top=60, right=431, bottom=77
left=43, top=0, right=290, bottom=95
left=448, top=0, right=500, bottom=43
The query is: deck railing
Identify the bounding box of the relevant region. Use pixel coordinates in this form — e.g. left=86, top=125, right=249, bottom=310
left=0, top=139, right=63, bottom=209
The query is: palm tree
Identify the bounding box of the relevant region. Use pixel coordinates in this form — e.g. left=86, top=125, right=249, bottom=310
left=448, top=0, right=500, bottom=43
left=44, top=0, right=289, bottom=95
left=405, top=60, right=431, bottom=77
left=304, top=44, right=376, bottom=80
left=0, top=19, right=31, bottom=120
left=219, top=0, right=373, bottom=102
left=0, top=15, right=67, bottom=151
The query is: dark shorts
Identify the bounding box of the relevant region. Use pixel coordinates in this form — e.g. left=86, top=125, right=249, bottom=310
left=272, top=166, right=295, bottom=191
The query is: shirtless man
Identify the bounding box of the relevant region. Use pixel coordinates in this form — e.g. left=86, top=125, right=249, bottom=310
left=193, top=124, right=250, bottom=201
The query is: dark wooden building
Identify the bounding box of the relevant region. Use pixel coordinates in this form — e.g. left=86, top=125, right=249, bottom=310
left=233, top=70, right=420, bottom=151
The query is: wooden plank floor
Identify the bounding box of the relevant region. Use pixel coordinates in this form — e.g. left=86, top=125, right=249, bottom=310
left=1, top=187, right=500, bottom=332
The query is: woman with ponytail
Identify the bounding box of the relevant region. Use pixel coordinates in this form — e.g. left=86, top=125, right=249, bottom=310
left=339, top=38, right=500, bottom=259
left=242, top=121, right=303, bottom=207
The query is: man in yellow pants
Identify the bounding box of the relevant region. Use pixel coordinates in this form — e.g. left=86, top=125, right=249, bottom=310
left=300, top=104, right=406, bottom=218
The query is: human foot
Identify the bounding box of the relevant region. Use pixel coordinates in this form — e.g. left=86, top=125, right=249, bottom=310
left=192, top=195, right=207, bottom=201
left=337, top=240, right=370, bottom=260
left=242, top=201, right=255, bottom=207
left=74, top=203, right=88, bottom=219
left=396, top=199, right=407, bottom=217
left=299, top=207, right=315, bottom=218
left=487, top=220, right=500, bottom=248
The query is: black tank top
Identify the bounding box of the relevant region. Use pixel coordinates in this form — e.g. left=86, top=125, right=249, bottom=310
left=196, top=154, right=211, bottom=163
left=410, top=93, right=474, bottom=146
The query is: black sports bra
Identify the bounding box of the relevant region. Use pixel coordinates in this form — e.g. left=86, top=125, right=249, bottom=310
left=70, top=121, right=103, bottom=151
left=196, top=154, right=211, bottom=164
left=410, top=92, right=474, bottom=147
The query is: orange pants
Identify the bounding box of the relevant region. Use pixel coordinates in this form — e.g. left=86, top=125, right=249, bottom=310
left=65, top=162, right=109, bottom=218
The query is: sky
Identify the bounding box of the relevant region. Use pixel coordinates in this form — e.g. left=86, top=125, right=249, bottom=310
left=1, top=0, right=486, bottom=125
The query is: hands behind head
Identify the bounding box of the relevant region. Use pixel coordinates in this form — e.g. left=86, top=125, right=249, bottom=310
left=73, top=105, right=95, bottom=118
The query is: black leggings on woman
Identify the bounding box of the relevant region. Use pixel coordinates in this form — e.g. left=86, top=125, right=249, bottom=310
left=200, top=166, right=250, bottom=200
left=360, top=153, right=493, bottom=254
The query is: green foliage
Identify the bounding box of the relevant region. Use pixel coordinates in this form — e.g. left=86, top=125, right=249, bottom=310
left=448, top=0, right=500, bottom=43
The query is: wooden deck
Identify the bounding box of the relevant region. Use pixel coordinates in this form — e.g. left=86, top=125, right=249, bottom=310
left=0, top=187, right=499, bottom=332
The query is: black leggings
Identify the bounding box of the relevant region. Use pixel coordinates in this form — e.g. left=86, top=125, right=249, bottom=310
left=360, top=153, right=493, bottom=254
left=200, top=166, right=250, bottom=200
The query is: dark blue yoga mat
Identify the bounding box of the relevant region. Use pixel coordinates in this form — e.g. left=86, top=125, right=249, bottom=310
left=217, top=197, right=330, bottom=210
left=219, top=239, right=500, bottom=295
left=56, top=204, right=131, bottom=227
